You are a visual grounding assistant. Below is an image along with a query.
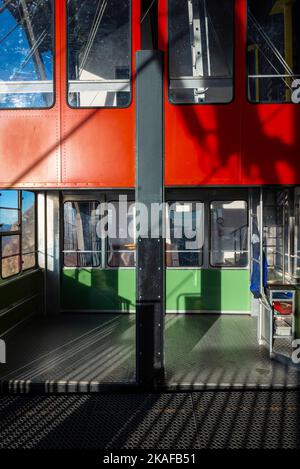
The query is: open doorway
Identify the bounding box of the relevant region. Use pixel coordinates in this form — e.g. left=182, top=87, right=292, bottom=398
left=0, top=190, right=136, bottom=391
left=164, top=187, right=300, bottom=388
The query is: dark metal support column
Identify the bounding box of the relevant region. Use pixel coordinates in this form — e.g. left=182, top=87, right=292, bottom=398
left=135, top=49, right=164, bottom=386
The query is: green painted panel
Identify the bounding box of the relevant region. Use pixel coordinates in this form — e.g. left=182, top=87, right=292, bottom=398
left=166, top=269, right=251, bottom=312
left=61, top=269, right=136, bottom=311
left=62, top=268, right=250, bottom=313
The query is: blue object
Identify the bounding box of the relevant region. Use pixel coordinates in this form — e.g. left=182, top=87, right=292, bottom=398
left=250, top=239, right=268, bottom=298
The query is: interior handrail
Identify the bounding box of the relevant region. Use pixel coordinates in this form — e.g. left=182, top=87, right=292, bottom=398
left=259, top=292, right=272, bottom=313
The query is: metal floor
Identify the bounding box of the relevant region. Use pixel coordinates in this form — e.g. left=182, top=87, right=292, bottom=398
left=165, top=314, right=300, bottom=388
left=0, top=314, right=136, bottom=391
left=0, top=313, right=299, bottom=391
left=0, top=391, right=300, bottom=449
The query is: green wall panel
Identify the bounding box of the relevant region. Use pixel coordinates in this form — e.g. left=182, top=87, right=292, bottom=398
left=166, top=269, right=250, bottom=312
left=0, top=270, right=43, bottom=335
left=62, top=269, right=136, bottom=311
left=62, top=268, right=250, bottom=313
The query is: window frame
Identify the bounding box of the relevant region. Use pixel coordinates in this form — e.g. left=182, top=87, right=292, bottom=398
left=0, top=234, right=21, bottom=280
left=62, top=199, right=102, bottom=268
left=167, top=0, right=235, bottom=106
left=0, top=190, right=37, bottom=280
left=66, top=0, right=133, bottom=110
left=0, top=0, right=56, bottom=111
left=246, top=0, right=300, bottom=105
left=21, top=190, right=38, bottom=273
left=166, top=200, right=204, bottom=269
left=209, top=199, right=249, bottom=269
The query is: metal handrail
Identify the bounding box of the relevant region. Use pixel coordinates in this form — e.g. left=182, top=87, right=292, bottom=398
left=249, top=74, right=300, bottom=79
left=259, top=293, right=272, bottom=313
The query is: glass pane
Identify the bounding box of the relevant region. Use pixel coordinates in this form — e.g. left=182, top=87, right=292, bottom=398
left=166, top=202, right=204, bottom=267
left=248, top=0, right=300, bottom=103
left=64, top=251, right=102, bottom=268
left=0, top=209, right=19, bottom=232
left=169, top=0, right=234, bottom=104
left=0, top=0, right=54, bottom=109
left=64, top=251, right=78, bottom=268
left=64, top=201, right=101, bottom=267
left=0, top=190, right=18, bottom=208
left=2, top=234, right=20, bottom=257
left=67, top=0, right=131, bottom=108
left=108, top=251, right=135, bottom=268
left=22, top=252, right=35, bottom=270
left=263, top=199, right=284, bottom=282
left=22, top=191, right=35, bottom=255
left=108, top=202, right=136, bottom=267
left=2, top=256, right=20, bottom=278
left=210, top=201, right=248, bottom=267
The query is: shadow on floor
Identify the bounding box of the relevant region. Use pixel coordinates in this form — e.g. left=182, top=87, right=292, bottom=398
left=0, top=391, right=300, bottom=449
left=165, top=314, right=300, bottom=387
left=0, top=313, right=136, bottom=387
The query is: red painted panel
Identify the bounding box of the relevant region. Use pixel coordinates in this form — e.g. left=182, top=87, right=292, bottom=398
left=60, top=0, right=139, bottom=187
left=1, top=0, right=299, bottom=188
left=161, top=0, right=243, bottom=186
left=242, top=102, right=300, bottom=185
left=0, top=0, right=139, bottom=189
left=0, top=113, right=60, bottom=187
left=0, top=0, right=62, bottom=188
left=161, top=0, right=300, bottom=186
left=241, top=0, right=300, bottom=186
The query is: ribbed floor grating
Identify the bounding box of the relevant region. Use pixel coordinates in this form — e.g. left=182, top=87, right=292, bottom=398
left=0, top=391, right=299, bottom=449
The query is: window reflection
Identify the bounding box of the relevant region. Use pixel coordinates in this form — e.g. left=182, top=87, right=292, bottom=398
left=67, top=0, right=131, bottom=108
left=64, top=201, right=101, bottom=268
left=107, top=202, right=135, bottom=267
left=168, top=0, right=234, bottom=104
left=0, top=0, right=54, bottom=109
left=1, top=234, right=21, bottom=278
left=22, top=191, right=35, bottom=270
left=248, top=0, right=300, bottom=103
left=210, top=201, right=248, bottom=267
left=166, top=202, right=204, bottom=267
left=0, top=190, right=36, bottom=278
left=0, top=190, right=19, bottom=233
